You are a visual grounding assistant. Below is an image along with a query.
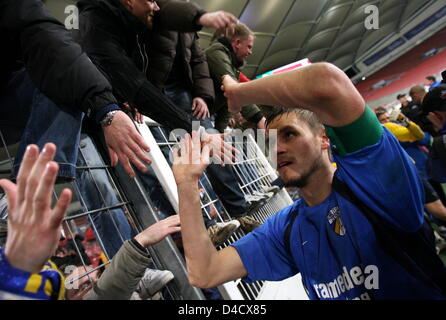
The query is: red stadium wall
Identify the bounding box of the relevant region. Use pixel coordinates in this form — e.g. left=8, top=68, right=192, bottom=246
left=356, top=27, right=446, bottom=103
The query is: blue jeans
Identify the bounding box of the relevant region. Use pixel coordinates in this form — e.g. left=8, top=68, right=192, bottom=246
left=165, top=82, right=214, bottom=130
left=164, top=82, right=249, bottom=217
left=0, top=69, right=81, bottom=181
left=75, top=135, right=134, bottom=258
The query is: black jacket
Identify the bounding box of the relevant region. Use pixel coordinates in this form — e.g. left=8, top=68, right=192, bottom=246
left=401, top=102, right=435, bottom=136
left=77, top=0, right=206, bottom=132
left=0, top=0, right=116, bottom=118
left=147, top=29, right=214, bottom=107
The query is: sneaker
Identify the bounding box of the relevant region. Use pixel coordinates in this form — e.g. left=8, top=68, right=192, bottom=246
left=215, top=220, right=241, bottom=229
left=136, top=268, right=174, bottom=299
left=237, top=216, right=262, bottom=233
left=253, top=190, right=274, bottom=199
left=245, top=194, right=268, bottom=214
left=260, top=185, right=281, bottom=195
left=244, top=194, right=267, bottom=202
left=130, top=292, right=142, bottom=300
left=207, top=220, right=240, bottom=246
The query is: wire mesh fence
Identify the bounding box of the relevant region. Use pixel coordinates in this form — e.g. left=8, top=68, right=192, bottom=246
left=0, top=116, right=296, bottom=300
left=137, top=118, right=295, bottom=300
left=0, top=127, right=187, bottom=300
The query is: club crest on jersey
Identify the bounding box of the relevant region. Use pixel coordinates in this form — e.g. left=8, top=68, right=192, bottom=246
left=441, top=90, right=446, bottom=100
left=327, top=206, right=346, bottom=236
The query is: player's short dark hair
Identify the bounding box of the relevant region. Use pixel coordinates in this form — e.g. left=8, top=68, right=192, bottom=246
left=265, top=107, right=323, bottom=134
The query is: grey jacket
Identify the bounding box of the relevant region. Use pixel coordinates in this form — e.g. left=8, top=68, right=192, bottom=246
left=84, top=240, right=151, bottom=300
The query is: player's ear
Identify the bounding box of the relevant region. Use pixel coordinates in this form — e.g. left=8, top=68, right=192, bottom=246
left=122, top=0, right=133, bottom=11
left=320, top=128, right=330, bottom=150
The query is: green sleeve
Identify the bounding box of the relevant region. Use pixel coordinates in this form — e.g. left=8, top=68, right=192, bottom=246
left=325, top=107, right=383, bottom=156
left=241, top=104, right=262, bottom=123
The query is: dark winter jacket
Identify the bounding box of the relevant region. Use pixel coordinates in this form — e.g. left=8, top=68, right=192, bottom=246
left=147, top=30, right=214, bottom=107
left=0, top=0, right=117, bottom=118
left=77, top=0, right=206, bottom=132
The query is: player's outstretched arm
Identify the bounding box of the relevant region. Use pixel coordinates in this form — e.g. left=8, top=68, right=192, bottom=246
left=222, top=62, right=365, bottom=127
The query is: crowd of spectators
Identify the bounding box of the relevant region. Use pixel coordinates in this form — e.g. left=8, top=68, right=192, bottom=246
left=0, top=0, right=267, bottom=300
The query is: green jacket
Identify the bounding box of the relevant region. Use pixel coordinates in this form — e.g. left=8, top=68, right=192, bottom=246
left=205, top=38, right=263, bottom=132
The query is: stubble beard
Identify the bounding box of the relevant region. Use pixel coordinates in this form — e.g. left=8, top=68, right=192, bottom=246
left=284, top=153, right=324, bottom=189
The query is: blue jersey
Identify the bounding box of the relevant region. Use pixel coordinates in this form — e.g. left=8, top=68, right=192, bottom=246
left=232, top=128, right=444, bottom=300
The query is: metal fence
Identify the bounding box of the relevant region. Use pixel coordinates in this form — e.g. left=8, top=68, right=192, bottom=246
left=135, top=118, right=295, bottom=300
left=0, top=116, right=297, bottom=300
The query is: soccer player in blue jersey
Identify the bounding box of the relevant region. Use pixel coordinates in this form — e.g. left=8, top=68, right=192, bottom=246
left=172, top=62, right=445, bottom=300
